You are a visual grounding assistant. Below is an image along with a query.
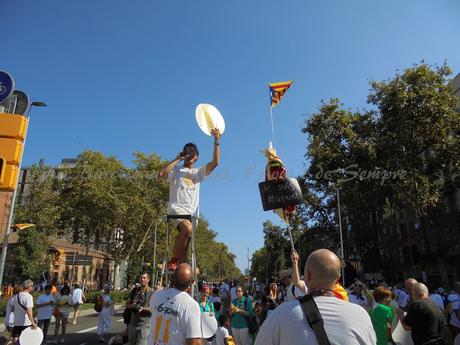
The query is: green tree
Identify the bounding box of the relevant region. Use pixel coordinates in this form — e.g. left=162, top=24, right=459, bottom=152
left=192, top=217, right=240, bottom=281
left=300, top=98, right=385, bottom=272
left=13, top=150, right=241, bottom=287
left=369, top=63, right=460, bottom=213
left=298, top=62, right=460, bottom=283
left=15, top=161, right=63, bottom=236
left=369, top=63, right=460, bottom=284
left=12, top=229, right=51, bottom=281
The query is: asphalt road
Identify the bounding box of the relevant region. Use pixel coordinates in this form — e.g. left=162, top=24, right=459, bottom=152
left=50, top=311, right=126, bottom=345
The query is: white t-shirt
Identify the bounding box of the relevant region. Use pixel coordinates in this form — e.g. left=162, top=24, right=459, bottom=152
left=215, top=326, right=230, bottom=345
left=255, top=296, right=377, bottom=345
left=101, top=294, right=113, bottom=315
left=167, top=165, right=207, bottom=217
left=284, top=283, right=307, bottom=302
left=348, top=293, right=369, bottom=310
left=71, top=288, right=84, bottom=304
left=429, top=293, right=445, bottom=311
left=448, top=292, right=460, bottom=328
left=36, top=293, right=54, bottom=320
left=148, top=288, right=202, bottom=345
left=13, top=291, right=34, bottom=326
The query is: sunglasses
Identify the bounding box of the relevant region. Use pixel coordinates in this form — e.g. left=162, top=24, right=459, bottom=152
left=355, top=284, right=363, bottom=288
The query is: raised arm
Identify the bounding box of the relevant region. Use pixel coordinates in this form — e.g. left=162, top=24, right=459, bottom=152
left=291, top=250, right=306, bottom=290
left=159, top=152, right=185, bottom=179
left=205, top=128, right=221, bottom=176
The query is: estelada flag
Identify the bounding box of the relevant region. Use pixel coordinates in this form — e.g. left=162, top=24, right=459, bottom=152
left=269, top=80, right=293, bottom=108
left=333, top=282, right=349, bottom=301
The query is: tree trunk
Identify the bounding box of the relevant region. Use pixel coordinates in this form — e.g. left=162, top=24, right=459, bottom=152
left=437, top=256, right=449, bottom=288
left=113, top=261, right=120, bottom=290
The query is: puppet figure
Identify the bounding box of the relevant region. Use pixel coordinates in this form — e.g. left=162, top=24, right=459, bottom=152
left=263, top=144, right=296, bottom=223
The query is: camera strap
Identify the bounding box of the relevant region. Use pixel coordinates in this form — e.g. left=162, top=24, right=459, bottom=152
left=298, top=294, right=331, bottom=345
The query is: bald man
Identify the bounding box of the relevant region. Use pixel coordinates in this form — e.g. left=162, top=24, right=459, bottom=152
left=255, top=249, right=376, bottom=345
left=148, top=264, right=202, bottom=345
left=399, top=283, right=451, bottom=345
left=397, top=278, right=418, bottom=311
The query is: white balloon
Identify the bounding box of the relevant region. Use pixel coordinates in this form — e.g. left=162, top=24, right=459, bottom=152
left=201, top=311, right=218, bottom=339
left=391, top=319, right=414, bottom=345
left=195, top=104, right=225, bottom=136
left=20, top=327, right=43, bottom=345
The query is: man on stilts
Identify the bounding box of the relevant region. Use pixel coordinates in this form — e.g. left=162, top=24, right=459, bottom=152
left=159, top=128, right=221, bottom=273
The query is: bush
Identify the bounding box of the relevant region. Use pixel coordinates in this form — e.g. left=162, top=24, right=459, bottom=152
left=85, top=290, right=130, bottom=304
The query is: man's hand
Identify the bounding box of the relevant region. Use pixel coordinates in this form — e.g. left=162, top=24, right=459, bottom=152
left=291, top=250, right=299, bottom=263
left=211, top=128, right=221, bottom=143
left=175, top=151, right=186, bottom=161
left=31, top=323, right=37, bottom=330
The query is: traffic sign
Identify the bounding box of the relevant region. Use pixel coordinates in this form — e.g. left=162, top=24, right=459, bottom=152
left=0, top=70, right=15, bottom=104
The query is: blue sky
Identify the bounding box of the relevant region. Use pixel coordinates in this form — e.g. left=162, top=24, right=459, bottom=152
left=2, top=0, right=460, bottom=271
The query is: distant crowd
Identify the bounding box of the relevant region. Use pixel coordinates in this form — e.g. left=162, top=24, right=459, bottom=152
left=2, top=250, right=460, bottom=345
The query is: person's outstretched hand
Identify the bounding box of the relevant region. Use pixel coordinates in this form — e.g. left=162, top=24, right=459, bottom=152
left=211, top=128, right=221, bottom=142
left=291, top=249, right=299, bottom=263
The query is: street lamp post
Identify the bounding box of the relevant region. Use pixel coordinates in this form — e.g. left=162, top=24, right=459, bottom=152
left=152, top=219, right=158, bottom=287
left=336, top=186, right=345, bottom=286
left=0, top=101, right=47, bottom=292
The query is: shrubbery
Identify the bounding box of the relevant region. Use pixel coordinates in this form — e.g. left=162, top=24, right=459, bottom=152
left=85, top=290, right=130, bottom=304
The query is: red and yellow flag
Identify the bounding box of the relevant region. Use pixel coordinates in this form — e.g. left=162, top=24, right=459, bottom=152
left=333, top=282, right=349, bottom=301
left=269, top=80, right=293, bottom=108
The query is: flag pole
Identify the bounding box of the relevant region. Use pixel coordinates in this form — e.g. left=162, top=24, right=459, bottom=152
left=270, top=106, right=275, bottom=148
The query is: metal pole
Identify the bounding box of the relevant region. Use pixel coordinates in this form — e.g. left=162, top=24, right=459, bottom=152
left=336, top=187, right=345, bottom=286
left=247, top=247, right=250, bottom=275
left=299, top=236, right=302, bottom=272
left=191, top=215, right=198, bottom=300
left=270, top=106, right=275, bottom=147
left=287, top=225, right=295, bottom=251
left=70, top=251, right=77, bottom=287
left=0, top=114, right=31, bottom=291
left=153, top=220, right=157, bottom=287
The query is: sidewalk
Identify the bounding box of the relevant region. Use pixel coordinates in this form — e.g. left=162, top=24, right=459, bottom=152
left=0, top=304, right=124, bottom=332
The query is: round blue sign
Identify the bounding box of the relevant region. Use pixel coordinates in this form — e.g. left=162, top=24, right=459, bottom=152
left=0, top=70, right=15, bottom=104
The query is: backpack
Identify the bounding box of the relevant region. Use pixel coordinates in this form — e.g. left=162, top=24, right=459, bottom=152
left=94, top=295, right=104, bottom=312
left=445, top=293, right=460, bottom=323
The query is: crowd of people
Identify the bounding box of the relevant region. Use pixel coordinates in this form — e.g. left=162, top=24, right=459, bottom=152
left=3, top=280, right=88, bottom=344
left=1, top=249, right=460, bottom=345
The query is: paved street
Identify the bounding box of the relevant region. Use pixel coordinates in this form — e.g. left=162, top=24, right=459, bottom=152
left=52, top=311, right=126, bottom=345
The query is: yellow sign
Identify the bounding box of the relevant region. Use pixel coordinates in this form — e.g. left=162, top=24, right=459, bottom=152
left=0, top=113, right=28, bottom=191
